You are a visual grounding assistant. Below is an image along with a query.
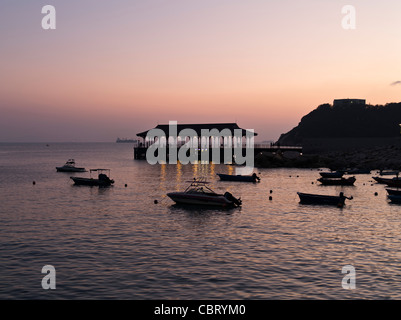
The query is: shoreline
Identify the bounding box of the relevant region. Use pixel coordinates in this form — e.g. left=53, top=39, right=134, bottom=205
left=255, top=145, right=401, bottom=171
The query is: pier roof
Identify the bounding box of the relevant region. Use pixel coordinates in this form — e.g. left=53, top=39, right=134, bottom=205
left=136, top=123, right=257, bottom=138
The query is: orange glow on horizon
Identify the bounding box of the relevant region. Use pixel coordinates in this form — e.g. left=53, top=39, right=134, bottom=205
left=1, top=1, right=401, bottom=142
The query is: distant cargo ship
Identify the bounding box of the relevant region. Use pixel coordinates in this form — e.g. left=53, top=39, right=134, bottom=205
left=116, top=138, right=138, bottom=143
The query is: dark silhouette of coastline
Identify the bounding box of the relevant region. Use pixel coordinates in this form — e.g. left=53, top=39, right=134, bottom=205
left=278, top=100, right=401, bottom=146
left=256, top=99, right=401, bottom=169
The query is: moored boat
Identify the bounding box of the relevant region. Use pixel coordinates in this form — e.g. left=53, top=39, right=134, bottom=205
left=386, top=188, right=401, bottom=196
left=167, top=178, right=242, bottom=208
left=387, top=194, right=401, bottom=203
left=372, top=176, right=401, bottom=184
left=346, top=168, right=371, bottom=174
left=217, top=173, right=260, bottom=183
left=70, top=169, right=114, bottom=187
left=319, top=171, right=344, bottom=178
left=379, top=170, right=400, bottom=176
left=297, top=192, right=352, bottom=207
left=373, top=176, right=389, bottom=184
left=56, top=159, right=86, bottom=172
left=384, top=179, right=401, bottom=188
left=317, top=176, right=356, bottom=186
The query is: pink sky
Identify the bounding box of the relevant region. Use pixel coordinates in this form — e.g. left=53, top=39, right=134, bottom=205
left=1, top=0, right=401, bottom=142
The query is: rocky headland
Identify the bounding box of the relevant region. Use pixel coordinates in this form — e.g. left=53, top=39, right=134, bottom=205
left=257, top=99, right=401, bottom=170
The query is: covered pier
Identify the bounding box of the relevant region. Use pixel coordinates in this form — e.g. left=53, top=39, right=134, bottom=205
left=133, top=122, right=302, bottom=161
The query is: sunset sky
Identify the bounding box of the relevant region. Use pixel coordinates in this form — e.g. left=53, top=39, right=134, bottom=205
left=1, top=0, right=401, bottom=142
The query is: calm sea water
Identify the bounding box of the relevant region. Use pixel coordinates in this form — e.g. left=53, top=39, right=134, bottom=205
left=1, top=142, right=401, bottom=299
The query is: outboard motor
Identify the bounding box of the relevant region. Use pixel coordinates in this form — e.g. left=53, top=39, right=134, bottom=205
left=224, top=192, right=242, bottom=207
left=98, top=173, right=114, bottom=185
left=98, top=173, right=108, bottom=181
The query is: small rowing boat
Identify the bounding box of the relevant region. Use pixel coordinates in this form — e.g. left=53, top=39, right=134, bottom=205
left=372, top=176, right=401, bottom=184
left=386, top=188, right=401, bottom=196
left=297, top=192, right=352, bottom=207
left=387, top=194, right=401, bottom=203
left=217, top=173, right=260, bottom=183
left=346, top=168, right=371, bottom=174
left=317, top=176, right=356, bottom=186
left=384, top=179, right=401, bottom=188
left=379, top=170, right=400, bottom=176
left=319, top=171, right=344, bottom=178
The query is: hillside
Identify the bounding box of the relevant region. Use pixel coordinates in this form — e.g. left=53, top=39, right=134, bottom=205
left=277, top=100, right=401, bottom=146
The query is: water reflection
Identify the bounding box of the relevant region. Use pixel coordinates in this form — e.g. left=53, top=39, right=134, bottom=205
left=192, top=162, right=198, bottom=178
left=160, top=163, right=166, bottom=182
left=168, top=203, right=239, bottom=215
left=5, top=143, right=401, bottom=299
left=176, top=161, right=182, bottom=191
left=209, top=163, right=216, bottom=180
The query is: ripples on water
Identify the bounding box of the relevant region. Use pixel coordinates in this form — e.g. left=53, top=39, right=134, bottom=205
left=1, top=143, right=401, bottom=299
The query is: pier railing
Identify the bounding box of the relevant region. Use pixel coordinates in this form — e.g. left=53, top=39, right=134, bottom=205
left=134, top=141, right=235, bottom=148
left=134, top=141, right=302, bottom=150
left=133, top=141, right=302, bottom=160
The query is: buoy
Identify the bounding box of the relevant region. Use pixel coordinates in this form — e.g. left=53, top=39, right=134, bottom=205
left=154, top=200, right=158, bottom=204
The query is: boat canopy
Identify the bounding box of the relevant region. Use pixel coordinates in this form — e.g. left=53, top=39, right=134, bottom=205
left=89, top=169, right=111, bottom=177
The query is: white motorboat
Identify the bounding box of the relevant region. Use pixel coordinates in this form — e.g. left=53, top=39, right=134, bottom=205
left=56, top=159, right=86, bottom=172
left=167, top=178, right=242, bottom=208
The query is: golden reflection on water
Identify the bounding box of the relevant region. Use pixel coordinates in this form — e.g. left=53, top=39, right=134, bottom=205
left=157, top=162, right=241, bottom=194
left=158, top=162, right=222, bottom=192
left=176, top=161, right=182, bottom=191
left=198, top=163, right=210, bottom=179
left=192, top=162, right=198, bottom=178
left=159, top=163, right=167, bottom=194
left=160, top=163, right=166, bottom=182
left=209, top=163, right=215, bottom=181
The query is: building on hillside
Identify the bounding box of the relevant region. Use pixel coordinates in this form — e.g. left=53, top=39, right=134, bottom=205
left=333, top=99, right=366, bottom=108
